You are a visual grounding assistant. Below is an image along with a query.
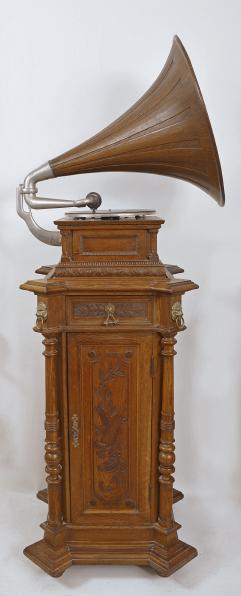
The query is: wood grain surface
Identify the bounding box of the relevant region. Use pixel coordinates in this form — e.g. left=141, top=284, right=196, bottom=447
left=50, top=36, right=224, bottom=205
left=21, top=216, right=198, bottom=577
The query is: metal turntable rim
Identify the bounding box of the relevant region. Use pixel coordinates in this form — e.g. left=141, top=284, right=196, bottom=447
left=65, top=209, right=156, bottom=218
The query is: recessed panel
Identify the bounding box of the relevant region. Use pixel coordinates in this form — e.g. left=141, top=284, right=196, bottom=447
left=68, top=333, right=153, bottom=524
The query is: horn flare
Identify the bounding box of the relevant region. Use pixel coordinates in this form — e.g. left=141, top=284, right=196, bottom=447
left=50, top=36, right=225, bottom=206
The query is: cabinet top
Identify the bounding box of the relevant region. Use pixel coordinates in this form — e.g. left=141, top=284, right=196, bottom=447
left=20, top=211, right=198, bottom=294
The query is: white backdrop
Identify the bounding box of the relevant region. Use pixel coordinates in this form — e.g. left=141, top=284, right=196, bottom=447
left=1, top=1, right=241, bottom=595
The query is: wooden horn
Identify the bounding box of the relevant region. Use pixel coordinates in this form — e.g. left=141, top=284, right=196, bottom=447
left=50, top=35, right=225, bottom=205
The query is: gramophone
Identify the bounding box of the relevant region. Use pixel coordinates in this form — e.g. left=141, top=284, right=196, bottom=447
left=19, top=36, right=224, bottom=578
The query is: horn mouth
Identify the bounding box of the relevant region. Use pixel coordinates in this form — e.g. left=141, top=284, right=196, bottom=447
left=48, top=36, right=225, bottom=208
left=173, top=35, right=225, bottom=206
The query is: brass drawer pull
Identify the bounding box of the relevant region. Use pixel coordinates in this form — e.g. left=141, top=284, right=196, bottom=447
left=104, top=304, right=119, bottom=326
left=71, top=414, right=79, bottom=448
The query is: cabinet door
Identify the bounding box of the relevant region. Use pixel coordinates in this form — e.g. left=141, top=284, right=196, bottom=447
left=68, top=332, right=154, bottom=525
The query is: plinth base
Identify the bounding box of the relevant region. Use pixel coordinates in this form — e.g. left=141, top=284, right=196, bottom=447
left=23, top=529, right=197, bottom=577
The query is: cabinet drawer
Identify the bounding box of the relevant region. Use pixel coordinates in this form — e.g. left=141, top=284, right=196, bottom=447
left=67, top=297, right=153, bottom=326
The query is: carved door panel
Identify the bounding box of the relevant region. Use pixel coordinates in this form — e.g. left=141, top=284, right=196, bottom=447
left=68, top=332, right=154, bottom=525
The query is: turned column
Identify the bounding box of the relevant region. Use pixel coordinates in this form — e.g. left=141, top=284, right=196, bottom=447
left=158, top=335, right=176, bottom=529
left=42, top=335, right=63, bottom=529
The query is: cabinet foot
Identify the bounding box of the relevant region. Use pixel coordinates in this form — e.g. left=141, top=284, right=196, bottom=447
left=23, top=539, right=72, bottom=577
left=149, top=539, right=197, bottom=576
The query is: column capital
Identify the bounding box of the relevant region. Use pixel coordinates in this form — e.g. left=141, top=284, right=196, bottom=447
left=42, top=336, right=58, bottom=357
left=161, top=336, right=177, bottom=357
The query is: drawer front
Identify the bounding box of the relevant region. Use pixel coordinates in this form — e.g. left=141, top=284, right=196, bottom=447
left=67, top=296, right=153, bottom=326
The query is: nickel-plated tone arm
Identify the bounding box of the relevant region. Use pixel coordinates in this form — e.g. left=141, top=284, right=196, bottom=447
left=16, top=185, right=61, bottom=246
left=17, top=162, right=102, bottom=245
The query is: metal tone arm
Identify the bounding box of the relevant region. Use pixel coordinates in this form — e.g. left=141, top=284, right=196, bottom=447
left=17, top=162, right=102, bottom=245
left=16, top=186, right=61, bottom=246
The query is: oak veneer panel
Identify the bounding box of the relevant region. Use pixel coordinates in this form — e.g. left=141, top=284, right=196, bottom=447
left=68, top=332, right=153, bottom=525
left=72, top=229, right=147, bottom=261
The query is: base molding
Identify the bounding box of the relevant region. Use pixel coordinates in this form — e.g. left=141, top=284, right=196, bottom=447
left=23, top=538, right=197, bottom=578
left=23, top=527, right=197, bottom=577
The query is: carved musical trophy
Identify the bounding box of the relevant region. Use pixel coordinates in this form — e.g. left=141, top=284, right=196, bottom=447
left=18, top=36, right=224, bottom=578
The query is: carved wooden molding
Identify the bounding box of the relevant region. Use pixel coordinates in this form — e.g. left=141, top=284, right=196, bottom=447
left=91, top=352, right=132, bottom=506
left=74, top=301, right=147, bottom=318
left=54, top=265, right=166, bottom=277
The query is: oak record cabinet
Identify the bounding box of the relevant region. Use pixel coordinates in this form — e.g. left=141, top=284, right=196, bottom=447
left=20, top=215, right=198, bottom=577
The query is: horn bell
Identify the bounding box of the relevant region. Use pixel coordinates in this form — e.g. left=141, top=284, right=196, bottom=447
left=50, top=35, right=225, bottom=206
